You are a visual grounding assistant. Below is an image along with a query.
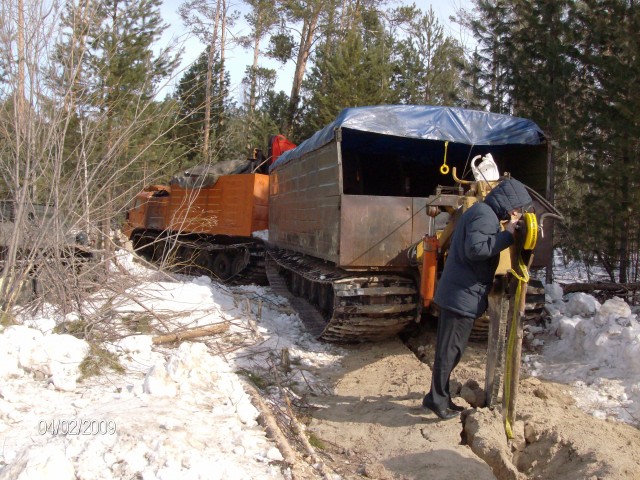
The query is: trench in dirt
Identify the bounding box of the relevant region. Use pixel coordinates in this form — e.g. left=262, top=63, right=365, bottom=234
left=395, top=319, right=632, bottom=480
left=254, top=269, right=638, bottom=479
left=276, top=276, right=597, bottom=480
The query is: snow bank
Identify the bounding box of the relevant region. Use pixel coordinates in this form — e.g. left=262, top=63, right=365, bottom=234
left=3, top=252, right=639, bottom=479
left=527, top=285, right=640, bottom=424
left=0, top=445, right=75, bottom=480
left=0, top=325, right=88, bottom=391
left=0, top=263, right=296, bottom=480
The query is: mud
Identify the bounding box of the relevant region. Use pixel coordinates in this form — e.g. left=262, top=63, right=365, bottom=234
left=303, top=331, right=640, bottom=479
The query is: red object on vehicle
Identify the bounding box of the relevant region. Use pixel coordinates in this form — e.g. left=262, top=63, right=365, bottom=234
left=421, top=235, right=439, bottom=308
left=269, top=135, right=296, bottom=163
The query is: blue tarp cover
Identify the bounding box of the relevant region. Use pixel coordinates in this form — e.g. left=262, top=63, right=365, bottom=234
left=271, top=105, right=545, bottom=171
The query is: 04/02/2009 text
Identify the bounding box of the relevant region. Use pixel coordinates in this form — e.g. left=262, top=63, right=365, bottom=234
left=38, top=419, right=116, bottom=436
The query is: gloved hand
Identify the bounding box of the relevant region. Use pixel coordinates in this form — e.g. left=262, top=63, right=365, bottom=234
left=506, top=210, right=523, bottom=237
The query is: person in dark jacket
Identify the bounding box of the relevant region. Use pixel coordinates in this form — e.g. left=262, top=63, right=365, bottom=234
left=422, top=178, right=533, bottom=420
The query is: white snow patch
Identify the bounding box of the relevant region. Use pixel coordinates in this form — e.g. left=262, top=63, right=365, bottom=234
left=3, top=255, right=640, bottom=479
left=525, top=283, right=640, bottom=424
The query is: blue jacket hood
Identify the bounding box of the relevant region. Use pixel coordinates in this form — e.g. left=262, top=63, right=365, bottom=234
left=484, top=179, right=532, bottom=221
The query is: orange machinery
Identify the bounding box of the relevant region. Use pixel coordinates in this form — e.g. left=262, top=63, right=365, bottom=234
left=124, top=173, right=269, bottom=282
left=124, top=136, right=295, bottom=283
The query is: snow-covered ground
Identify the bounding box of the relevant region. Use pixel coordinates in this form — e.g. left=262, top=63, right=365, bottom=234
left=0, top=252, right=345, bottom=480
left=524, top=284, right=640, bottom=425
left=0, top=250, right=638, bottom=479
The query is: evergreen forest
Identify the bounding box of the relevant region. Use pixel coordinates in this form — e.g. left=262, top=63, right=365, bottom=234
left=0, top=0, right=639, bottom=314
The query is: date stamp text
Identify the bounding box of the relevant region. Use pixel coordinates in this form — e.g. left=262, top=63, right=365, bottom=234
left=38, top=419, right=117, bottom=436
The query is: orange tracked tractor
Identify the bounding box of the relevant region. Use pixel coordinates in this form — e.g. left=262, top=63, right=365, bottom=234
left=123, top=135, right=296, bottom=284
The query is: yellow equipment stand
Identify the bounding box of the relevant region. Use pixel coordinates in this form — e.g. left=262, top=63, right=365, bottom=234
left=484, top=213, right=538, bottom=439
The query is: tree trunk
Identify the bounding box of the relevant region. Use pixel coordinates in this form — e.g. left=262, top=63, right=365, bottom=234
left=1, top=0, right=28, bottom=311
left=560, top=281, right=640, bottom=295
left=249, top=29, right=260, bottom=116
left=284, top=4, right=322, bottom=137
left=152, top=323, right=229, bottom=344
left=216, top=0, right=227, bottom=157
left=203, top=0, right=221, bottom=163
left=545, top=136, right=555, bottom=284
left=78, top=1, right=92, bottom=233
left=619, top=146, right=630, bottom=283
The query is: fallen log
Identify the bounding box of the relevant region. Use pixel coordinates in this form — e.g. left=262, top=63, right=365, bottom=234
left=241, top=379, right=298, bottom=467
left=560, top=282, right=640, bottom=295
left=151, top=323, right=229, bottom=345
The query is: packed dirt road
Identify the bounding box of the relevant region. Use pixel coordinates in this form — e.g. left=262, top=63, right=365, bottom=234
left=302, top=334, right=640, bottom=480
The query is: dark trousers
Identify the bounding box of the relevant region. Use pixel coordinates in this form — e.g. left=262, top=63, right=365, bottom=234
left=425, top=308, right=475, bottom=411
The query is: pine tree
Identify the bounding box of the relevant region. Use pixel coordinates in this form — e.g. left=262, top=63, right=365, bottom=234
left=239, top=0, right=279, bottom=117
left=173, top=48, right=233, bottom=165
left=82, top=0, right=178, bottom=255
left=179, top=0, right=237, bottom=162
left=259, top=90, right=290, bottom=134
left=463, top=0, right=640, bottom=282
left=300, top=6, right=394, bottom=140
left=391, top=6, right=467, bottom=106
left=274, top=0, right=331, bottom=136
left=462, top=0, right=516, bottom=113
left=497, top=0, right=577, bottom=280
left=48, top=0, right=180, bottom=211
left=89, top=0, right=175, bottom=107
left=568, top=0, right=640, bottom=282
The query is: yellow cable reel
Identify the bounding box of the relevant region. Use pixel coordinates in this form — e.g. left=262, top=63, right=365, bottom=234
left=522, top=212, right=538, bottom=251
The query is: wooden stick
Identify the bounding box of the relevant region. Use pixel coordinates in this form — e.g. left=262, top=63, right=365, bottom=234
left=241, top=380, right=297, bottom=467
left=273, top=368, right=331, bottom=478
left=561, top=281, right=640, bottom=294
left=151, top=323, right=229, bottom=344
left=485, top=276, right=509, bottom=408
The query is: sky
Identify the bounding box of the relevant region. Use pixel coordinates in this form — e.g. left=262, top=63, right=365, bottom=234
left=0, top=245, right=639, bottom=478
left=158, top=0, right=473, bottom=101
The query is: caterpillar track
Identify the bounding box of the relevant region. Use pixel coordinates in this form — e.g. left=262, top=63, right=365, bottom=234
left=267, top=244, right=547, bottom=344
left=131, top=231, right=267, bottom=285
left=266, top=246, right=419, bottom=343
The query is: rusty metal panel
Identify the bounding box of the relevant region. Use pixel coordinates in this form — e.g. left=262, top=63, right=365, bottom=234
left=168, top=174, right=267, bottom=237
left=530, top=198, right=555, bottom=268
left=339, top=195, right=433, bottom=268
left=215, top=176, right=251, bottom=232
left=412, top=198, right=436, bottom=241
left=146, top=199, right=167, bottom=230
left=251, top=174, right=270, bottom=232
left=269, top=142, right=342, bottom=263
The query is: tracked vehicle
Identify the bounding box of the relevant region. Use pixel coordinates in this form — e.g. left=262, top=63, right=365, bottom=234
left=124, top=135, right=296, bottom=284
left=266, top=105, right=558, bottom=342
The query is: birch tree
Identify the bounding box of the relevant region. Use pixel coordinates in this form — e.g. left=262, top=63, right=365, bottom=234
left=239, top=0, right=278, bottom=117
left=179, top=0, right=237, bottom=162
left=0, top=0, right=180, bottom=313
